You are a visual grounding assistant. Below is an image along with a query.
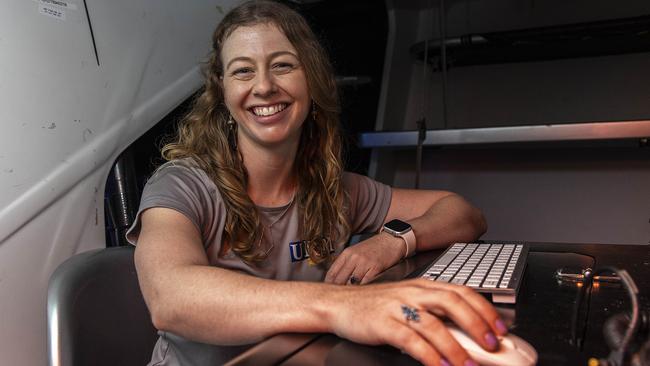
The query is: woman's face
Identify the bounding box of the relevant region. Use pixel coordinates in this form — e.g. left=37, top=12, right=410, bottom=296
left=221, top=23, right=310, bottom=150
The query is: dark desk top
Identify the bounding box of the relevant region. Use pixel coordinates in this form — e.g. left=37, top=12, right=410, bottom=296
left=226, top=242, right=650, bottom=366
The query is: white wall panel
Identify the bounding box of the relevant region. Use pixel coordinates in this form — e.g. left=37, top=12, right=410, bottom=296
left=0, top=1, right=242, bottom=364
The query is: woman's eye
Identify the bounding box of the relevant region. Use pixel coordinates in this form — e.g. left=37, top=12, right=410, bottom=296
left=232, top=67, right=254, bottom=78
left=273, top=62, right=294, bottom=73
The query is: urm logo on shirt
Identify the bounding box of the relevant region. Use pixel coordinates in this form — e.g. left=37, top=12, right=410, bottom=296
left=289, top=240, right=335, bottom=263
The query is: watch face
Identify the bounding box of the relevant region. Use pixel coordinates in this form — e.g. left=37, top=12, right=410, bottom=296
left=384, top=219, right=411, bottom=233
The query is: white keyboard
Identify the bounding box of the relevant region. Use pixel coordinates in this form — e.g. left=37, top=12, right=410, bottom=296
left=419, top=243, right=529, bottom=304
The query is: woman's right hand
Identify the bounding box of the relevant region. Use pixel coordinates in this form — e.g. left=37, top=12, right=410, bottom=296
left=325, top=279, right=508, bottom=366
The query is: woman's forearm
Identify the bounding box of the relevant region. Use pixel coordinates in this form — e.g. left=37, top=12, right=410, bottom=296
left=409, top=194, right=487, bottom=252
left=148, top=264, right=341, bottom=345
left=136, top=208, right=343, bottom=345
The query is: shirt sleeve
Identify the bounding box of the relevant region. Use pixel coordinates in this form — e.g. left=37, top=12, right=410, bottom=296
left=125, top=160, right=218, bottom=247
left=343, top=172, right=392, bottom=235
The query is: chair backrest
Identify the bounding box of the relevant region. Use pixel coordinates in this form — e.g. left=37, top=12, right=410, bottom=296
left=47, top=246, right=158, bottom=366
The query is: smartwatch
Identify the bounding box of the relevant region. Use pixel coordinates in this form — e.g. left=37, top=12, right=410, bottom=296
left=381, top=219, right=416, bottom=258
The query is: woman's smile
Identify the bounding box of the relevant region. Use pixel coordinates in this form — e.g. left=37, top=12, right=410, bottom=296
left=250, top=103, right=288, bottom=117
left=247, top=102, right=292, bottom=125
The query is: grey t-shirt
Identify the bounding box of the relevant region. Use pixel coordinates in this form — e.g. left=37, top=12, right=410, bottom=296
left=126, top=158, right=392, bottom=365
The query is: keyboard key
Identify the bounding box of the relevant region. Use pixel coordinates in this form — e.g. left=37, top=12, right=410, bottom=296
left=437, top=274, right=454, bottom=282
left=482, top=280, right=499, bottom=288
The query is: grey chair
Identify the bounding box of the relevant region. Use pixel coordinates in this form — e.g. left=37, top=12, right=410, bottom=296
left=47, top=246, right=158, bottom=366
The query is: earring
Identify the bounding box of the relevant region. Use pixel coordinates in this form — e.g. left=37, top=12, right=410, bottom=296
left=227, top=114, right=237, bottom=149
left=311, top=100, right=318, bottom=122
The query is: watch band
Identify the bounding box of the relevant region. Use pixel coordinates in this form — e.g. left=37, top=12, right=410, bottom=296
left=381, top=225, right=416, bottom=259
left=400, top=229, right=416, bottom=258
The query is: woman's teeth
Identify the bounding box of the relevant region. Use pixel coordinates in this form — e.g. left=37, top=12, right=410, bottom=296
left=252, top=103, right=286, bottom=116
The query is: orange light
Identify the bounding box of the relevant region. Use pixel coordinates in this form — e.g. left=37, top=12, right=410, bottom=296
left=588, top=357, right=600, bottom=366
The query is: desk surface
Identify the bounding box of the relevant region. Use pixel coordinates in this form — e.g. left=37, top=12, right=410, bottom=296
left=226, top=242, right=650, bottom=366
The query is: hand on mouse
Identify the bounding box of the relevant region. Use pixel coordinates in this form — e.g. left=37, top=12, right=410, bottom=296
left=325, top=279, right=509, bottom=366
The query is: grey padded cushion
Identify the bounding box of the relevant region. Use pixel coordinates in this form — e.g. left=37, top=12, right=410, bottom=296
left=47, top=246, right=158, bottom=366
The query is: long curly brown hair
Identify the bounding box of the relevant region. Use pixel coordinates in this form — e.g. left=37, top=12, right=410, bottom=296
left=162, top=0, right=349, bottom=265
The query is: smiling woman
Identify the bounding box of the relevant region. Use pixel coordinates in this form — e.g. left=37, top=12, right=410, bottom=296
left=127, top=1, right=495, bottom=366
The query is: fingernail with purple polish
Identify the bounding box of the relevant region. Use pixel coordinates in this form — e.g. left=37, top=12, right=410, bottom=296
left=464, top=360, right=479, bottom=366
left=495, top=319, right=508, bottom=335
left=485, top=332, right=498, bottom=349
left=440, top=358, right=451, bottom=366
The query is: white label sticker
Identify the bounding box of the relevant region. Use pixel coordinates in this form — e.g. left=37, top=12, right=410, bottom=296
left=39, top=4, right=66, bottom=20
left=39, top=0, right=77, bottom=11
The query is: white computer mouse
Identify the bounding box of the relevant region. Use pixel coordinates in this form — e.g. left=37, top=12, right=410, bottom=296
left=447, top=325, right=538, bottom=366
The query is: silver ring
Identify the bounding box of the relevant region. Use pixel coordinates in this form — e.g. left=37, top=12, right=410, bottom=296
left=401, top=305, right=420, bottom=322
left=349, top=276, right=359, bottom=285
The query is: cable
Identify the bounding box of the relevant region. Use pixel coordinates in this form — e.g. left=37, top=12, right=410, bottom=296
left=415, top=119, right=427, bottom=189
left=588, top=266, right=641, bottom=366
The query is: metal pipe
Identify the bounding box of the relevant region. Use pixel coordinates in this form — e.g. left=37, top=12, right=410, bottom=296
left=107, top=149, right=139, bottom=246
left=439, top=0, right=448, bottom=129
left=359, top=120, right=650, bottom=148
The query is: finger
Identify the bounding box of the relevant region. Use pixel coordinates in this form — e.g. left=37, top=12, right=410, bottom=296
left=332, top=260, right=356, bottom=285
left=331, top=250, right=372, bottom=285
left=345, top=260, right=380, bottom=286
left=348, top=266, right=372, bottom=286
left=412, top=279, right=508, bottom=336
left=359, top=266, right=380, bottom=285
left=403, top=310, right=472, bottom=366
left=383, top=318, right=441, bottom=366
left=417, top=287, right=498, bottom=352
left=449, top=284, right=507, bottom=336
left=324, top=253, right=347, bottom=283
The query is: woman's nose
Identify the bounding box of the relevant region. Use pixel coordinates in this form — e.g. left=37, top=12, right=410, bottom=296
left=252, top=71, right=277, bottom=97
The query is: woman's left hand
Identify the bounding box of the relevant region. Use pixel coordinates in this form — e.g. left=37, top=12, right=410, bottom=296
left=324, top=233, right=406, bottom=285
